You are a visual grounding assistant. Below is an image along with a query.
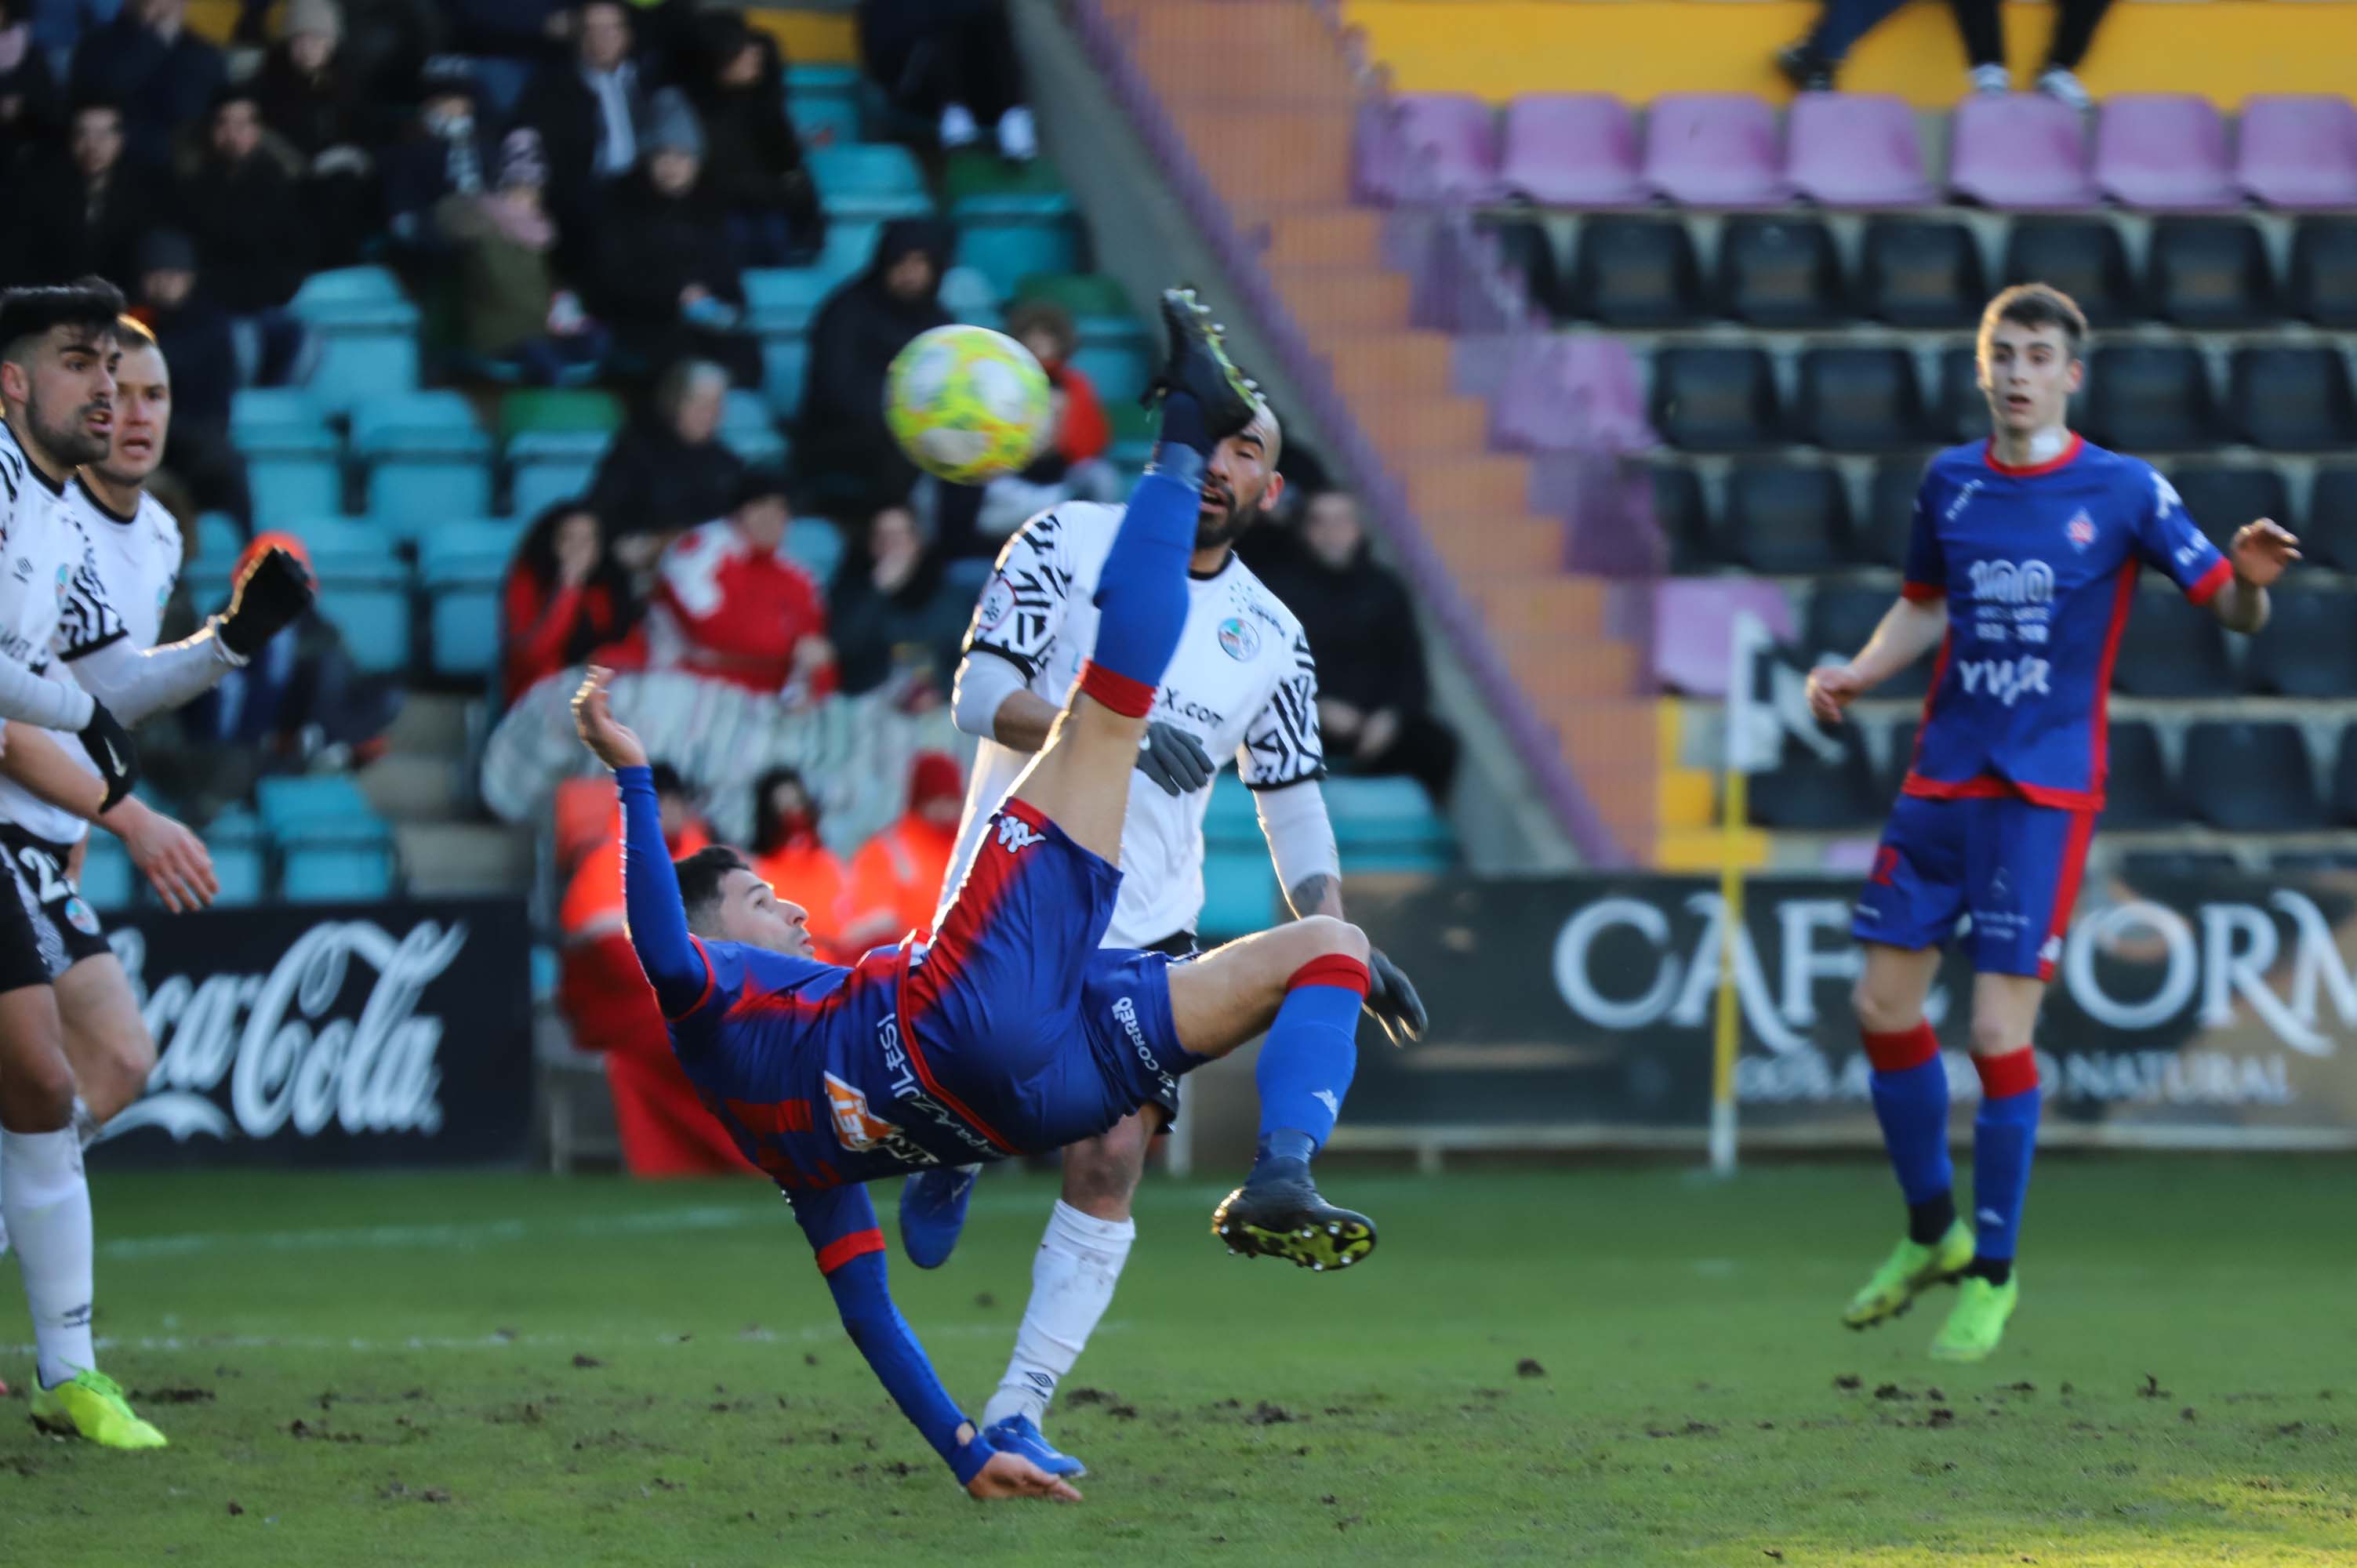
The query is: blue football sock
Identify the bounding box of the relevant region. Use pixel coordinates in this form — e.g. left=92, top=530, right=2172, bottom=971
left=1971, top=1050, right=2041, bottom=1266
left=1082, top=393, right=1205, bottom=710
left=1252, top=957, right=1368, bottom=1167
left=1865, top=1024, right=1952, bottom=1215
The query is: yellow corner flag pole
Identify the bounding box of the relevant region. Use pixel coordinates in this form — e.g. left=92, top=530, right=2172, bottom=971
left=1709, top=761, right=1744, bottom=1178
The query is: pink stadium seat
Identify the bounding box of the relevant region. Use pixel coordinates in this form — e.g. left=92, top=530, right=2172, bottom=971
left=1652, top=579, right=1796, bottom=696
left=1642, top=94, right=1792, bottom=207
left=2237, top=95, right=2357, bottom=209
left=1948, top=93, right=2098, bottom=211
left=1786, top=93, right=1934, bottom=207
left=1353, top=93, right=1502, bottom=205
left=2094, top=95, right=2239, bottom=211
left=1498, top=94, right=1646, bottom=205
left=1490, top=335, right=1654, bottom=453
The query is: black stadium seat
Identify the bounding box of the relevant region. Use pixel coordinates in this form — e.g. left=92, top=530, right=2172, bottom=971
left=1931, top=345, right=1995, bottom=445
left=1717, top=462, right=1850, bottom=573
left=2288, top=218, right=2357, bottom=329
left=2308, top=465, right=2357, bottom=572
left=1806, top=585, right=1930, bottom=698
left=2164, top=464, right=2293, bottom=554
left=2119, top=850, right=2245, bottom=884
left=2333, top=726, right=2357, bottom=826
left=1862, top=456, right=1932, bottom=568
left=2145, top=218, right=2279, bottom=328
left=2230, top=347, right=2357, bottom=451
left=2243, top=587, right=2357, bottom=698
left=2180, top=720, right=2327, bottom=833
left=1650, top=347, right=1780, bottom=449
left=1861, top=218, right=1986, bottom=328
left=1793, top=347, right=1928, bottom=452
left=2099, top=721, right=2188, bottom=829
left=2084, top=345, right=2214, bottom=452
left=2111, top=590, right=2235, bottom=698
left=1749, top=725, right=1882, bottom=830
left=1482, top=217, right=1563, bottom=317
left=2003, top=217, right=2139, bottom=326
left=1571, top=217, right=1704, bottom=328
left=1647, top=463, right=1713, bottom=572
left=1716, top=216, right=1844, bottom=328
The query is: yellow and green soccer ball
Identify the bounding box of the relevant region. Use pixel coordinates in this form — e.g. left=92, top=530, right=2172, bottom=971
left=884, top=325, right=1054, bottom=485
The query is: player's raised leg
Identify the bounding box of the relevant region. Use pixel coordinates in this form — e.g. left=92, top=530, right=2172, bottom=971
left=1000, top=289, right=1260, bottom=862
left=1931, top=971, right=2043, bottom=1363
left=1167, top=916, right=1378, bottom=1269
left=1842, top=942, right=1974, bottom=1327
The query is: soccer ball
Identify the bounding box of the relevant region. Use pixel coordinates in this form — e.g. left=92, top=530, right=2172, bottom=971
left=884, top=325, right=1053, bottom=485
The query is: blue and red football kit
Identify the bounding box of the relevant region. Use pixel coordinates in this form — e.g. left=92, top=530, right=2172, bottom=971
left=615, top=764, right=1203, bottom=1481
left=1851, top=435, right=2231, bottom=978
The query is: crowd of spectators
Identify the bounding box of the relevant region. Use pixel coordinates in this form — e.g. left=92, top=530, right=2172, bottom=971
left=1778, top=0, right=2115, bottom=105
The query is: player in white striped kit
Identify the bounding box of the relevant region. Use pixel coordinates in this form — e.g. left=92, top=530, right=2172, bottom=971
left=898, top=400, right=1427, bottom=1477
left=0, top=289, right=312, bottom=1444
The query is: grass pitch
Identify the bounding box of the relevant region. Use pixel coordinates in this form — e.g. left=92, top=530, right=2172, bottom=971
left=4, top=1159, right=2352, bottom=1566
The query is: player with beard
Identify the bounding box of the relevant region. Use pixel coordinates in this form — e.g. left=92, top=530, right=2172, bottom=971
left=0, top=285, right=311, bottom=1442
left=893, top=395, right=1428, bottom=1478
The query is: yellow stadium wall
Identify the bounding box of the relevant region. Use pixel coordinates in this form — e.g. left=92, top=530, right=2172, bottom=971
left=187, top=0, right=858, bottom=61
left=1344, top=1, right=2357, bottom=108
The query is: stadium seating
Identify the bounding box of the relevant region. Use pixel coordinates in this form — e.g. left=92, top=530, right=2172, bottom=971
left=1806, top=585, right=1930, bottom=698
left=2333, top=728, right=2357, bottom=826
left=2111, top=592, right=2235, bottom=698
left=1646, top=464, right=1712, bottom=572
left=808, top=144, right=932, bottom=221
left=1949, top=93, right=2097, bottom=210
left=2093, top=96, right=2238, bottom=211
left=1861, top=459, right=1924, bottom=569
left=2180, top=720, right=2328, bottom=832
left=1930, top=347, right=1993, bottom=445
left=1649, top=347, right=1778, bottom=450
left=420, top=523, right=525, bottom=679
left=353, top=391, right=494, bottom=525
left=2288, top=217, right=2357, bottom=327
left=2002, top=219, right=2138, bottom=326
left=2098, top=721, right=2187, bottom=829
left=2165, top=465, right=2290, bottom=553
left=1792, top=348, right=1928, bottom=452
left=1859, top=218, right=1985, bottom=328
left=2082, top=345, right=2213, bottom=452
left=2243, top=588, right=2357, bottom=698
left=1785, top=93, right=1933, bottom=208
left=2145, top=220, right=2278, bottom=328
left=2229, top=347, right=2357, bottom=451
left=1641, top=94, right=1789, bottom=206
left=2308, top=466, right=2357, bottom=570
left=1716, top=216, right=1843, bottom=329
left=1717, top=463, right=1847, bottom=574
left=259, top=776, right=399, bottom=901
left=2236, top=96, right=2357, bottom=209
left=1355, top=93, right=1501, bottom=205
left=1570, top=218, right=1704, bottom=328
left=1498, top=94, right=1643, bottom=206
left=232, top=388, right=343, bottom=527
left=787, top=517, right=845, bottom=588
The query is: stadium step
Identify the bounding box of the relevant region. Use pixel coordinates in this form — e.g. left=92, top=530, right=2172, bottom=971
left=1266, top=267, right=1413, bottom=332
left=1323, top=332, right=1456, bottom=394
left=1406, top=457, right=1531, bottom=521
left=1169, top=110, right=1353, bottom=207
left=384, top=694, right=475, bottom=758
left=358, top=753, right=463, bottom=823
left=1262, top=209, right=1388, bottom=270
left=1356, top=395, right=1494, bottom=458
left=1425, top=514, right=1565, bottom=578
left=396, top=822, right=532, bottom=897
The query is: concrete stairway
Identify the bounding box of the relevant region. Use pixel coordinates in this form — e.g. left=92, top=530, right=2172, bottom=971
left=360, top=695, right=533, bottom=898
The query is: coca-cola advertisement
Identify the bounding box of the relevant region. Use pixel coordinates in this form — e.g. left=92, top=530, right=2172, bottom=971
left=96, top=900, right=533, bottom=1167
left=1345, top=869, right=2357, bottom=1150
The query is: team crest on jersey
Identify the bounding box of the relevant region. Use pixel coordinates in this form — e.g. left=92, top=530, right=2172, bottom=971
left=53, top=563, right=67, bottom=603
left=1216, top=615, right=1261, bottom=662
left=62, top=896, right=98, bottom=936
left=975, top=576, right=1015, bottom=634
left=2065, top=510, right=2096, bottom=552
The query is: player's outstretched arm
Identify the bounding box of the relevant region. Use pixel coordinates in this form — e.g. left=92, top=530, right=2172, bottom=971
left=788, top=1185, right=1081, bottom=1503
left=1807, top=596, right=1948, bottom=725
left=56, top=547, right=314, bottom=725
left=0, top=726, right=216, bottom=911
left=573, top=667, right=708, bottom=1015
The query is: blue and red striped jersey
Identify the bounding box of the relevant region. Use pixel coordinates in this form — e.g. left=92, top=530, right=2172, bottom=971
left=1900, top=436, right=2231, bottom=811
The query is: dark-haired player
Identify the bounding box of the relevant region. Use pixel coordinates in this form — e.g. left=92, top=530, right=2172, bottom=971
left=573, top=293, right=1381, bottom=1499
left=0, top=283, right=312, bottom=1443
left=1809, top=283, right=2299, bottom=1361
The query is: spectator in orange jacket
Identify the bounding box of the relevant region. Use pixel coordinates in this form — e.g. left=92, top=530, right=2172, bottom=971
left=556, top=761, right=750, bottom=1177
left=842, top=749, right=964, bottom=949
left=746, top=764, right=850, bottom=955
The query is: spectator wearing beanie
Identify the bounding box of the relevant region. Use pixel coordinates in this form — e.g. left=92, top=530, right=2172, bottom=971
left=440, top=126, right=611, bottom=385
left=795, top=217, right=950, bottom=515
left=591, top=86, right=758, bottom=387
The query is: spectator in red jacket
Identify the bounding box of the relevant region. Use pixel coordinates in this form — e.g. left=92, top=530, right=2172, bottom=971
left=647, top=465, right=835, bottom=702
left=500, top=499, right=636, bottom=705
left=1004, top=298, right=1106, bottom=463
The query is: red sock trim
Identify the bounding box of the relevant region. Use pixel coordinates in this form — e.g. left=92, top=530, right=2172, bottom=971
left=1078, top=660, right=1156, bottom=719
left=1975, top=1047, right=2039, bottom=1100
left=1861, top=1021, right=1940, bottom=1073
left=1287, top=954, right=1370, bottom=997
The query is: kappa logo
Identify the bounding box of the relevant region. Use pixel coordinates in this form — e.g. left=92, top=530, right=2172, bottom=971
left=996, top=814, right=1045, bottom=855
left=2039, top=935, right=2064, bottom=967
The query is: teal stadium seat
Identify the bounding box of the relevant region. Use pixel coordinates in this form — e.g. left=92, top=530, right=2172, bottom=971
left=280, top=844, right=396, bottom=902
left=231, top=388, right=343, bottom=527
left=260, top=777, right=398, bottom=902
left=210, top=843, right=266, bottom=906
left=257, top=775, right=375, bottom=831
left=507, top=430, right=610, bottom=520
left=1068, top=339, right=1153, bottom=406
left=761, top=337, right=810, bottom=421
left=353, top=392, right=493, bottom=526
left=720, top=390, right=787, bottom=466
left=786, top=517, right=843, bottom=588
left=419, top=522, right=525, bottom=678
left=1324, top=776, right=1456, bottom=873
left=291, top=267, right=404, bottom=309
left=298, top=292, right=423, bottom=415
left=809, top=145, right=932, bottom=222
left=744, top=267, right=838, bottom=336
left=940, top=265, right=1002, bottom=326
left=954, top=220, right=1082, bottom=302
left=80, top=834, right=133, bottom=910
left=1198, top=850, right=1280, bottom=941
left=194, top=511, right=244, bottom=564
left=786, top=63, right=863, bottom=145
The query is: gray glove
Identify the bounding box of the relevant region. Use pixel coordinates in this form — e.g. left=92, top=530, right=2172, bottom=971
left=1364, top=946, right=1427, bottom=1046
left=1135, top=721, right=1215, bottom=797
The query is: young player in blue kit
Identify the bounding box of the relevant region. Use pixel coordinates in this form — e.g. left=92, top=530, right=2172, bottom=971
left=1807, top=285, right=2301, bottom=1362
left=571, top=293, right=1381, bottom=1501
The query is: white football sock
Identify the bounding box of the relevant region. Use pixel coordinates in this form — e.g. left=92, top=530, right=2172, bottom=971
left=3, top=1127, right=96, bottom=1389
left=981, top=1200, right=1135, bottom=1430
